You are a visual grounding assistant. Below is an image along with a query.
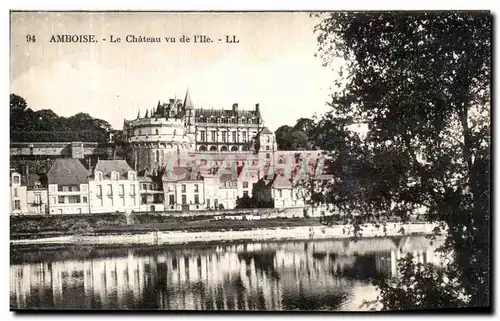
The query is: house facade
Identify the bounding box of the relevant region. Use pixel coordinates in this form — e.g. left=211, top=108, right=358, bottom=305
left=138, top=168, right=165, bottom=212
left=47, top=159, right=90, bottom=215
left=25, top=173, right=48, bottom=215
left=89, top=160, right=141, bottom=214
left=10, top=171, right=27, bottom=215
left=163, top=167, right=205, bottom=211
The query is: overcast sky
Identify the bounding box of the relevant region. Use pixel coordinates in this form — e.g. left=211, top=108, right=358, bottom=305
left=11, top=12, right=338, bottom=131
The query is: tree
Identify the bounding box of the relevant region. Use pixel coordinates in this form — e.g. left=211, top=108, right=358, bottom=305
left=294, top=118, right=315, bottom=136
left=10, top=94, right=27, bottom=113
left=10, top=95, right=114, bottom=143
left=10, top=94, right=28, bottom=132
left=314, top=11, right=490, bottom=309
left=275, top=125, right=311, bottom=150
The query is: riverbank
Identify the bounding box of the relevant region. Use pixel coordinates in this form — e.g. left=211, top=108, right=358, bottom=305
left=11, top=214, right=323, bottom=240
left=11, top=221, right=441, bottom=246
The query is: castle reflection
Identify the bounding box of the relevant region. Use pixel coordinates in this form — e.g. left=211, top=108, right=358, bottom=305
left=10, top=235, right=446, bottom=311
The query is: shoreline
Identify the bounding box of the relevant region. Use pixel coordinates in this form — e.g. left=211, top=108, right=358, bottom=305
left=10, top=222, right=441, bottom=246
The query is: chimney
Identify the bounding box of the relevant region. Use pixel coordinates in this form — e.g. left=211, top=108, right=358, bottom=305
left=232, top=103, right=239, bottom=113
left=255, top=103, right=260, bottom=113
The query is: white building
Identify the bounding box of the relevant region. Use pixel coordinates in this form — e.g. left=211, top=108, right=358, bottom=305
left=10, top=171, right=27, bottom=215
left=258, top=127, right=278, bottom=152
left=89, top=160, right=141, bottom=214
left=25, top=174, right=48, bottom=215
left=163, top=167, right=205, bottom=211
left=272, top=175, right=305, bottom=209
left=138, top=171, right=165, bottom=212
left=217, top=173, right=239, bottom=210
left=47, top=159, right=90, bottom=215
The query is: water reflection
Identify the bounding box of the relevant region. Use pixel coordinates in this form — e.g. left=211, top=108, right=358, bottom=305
left=10, top=235, right=446, bottom=311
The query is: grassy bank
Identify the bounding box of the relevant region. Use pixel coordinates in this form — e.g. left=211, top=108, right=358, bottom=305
left=10, top=213, right=323, bottom=240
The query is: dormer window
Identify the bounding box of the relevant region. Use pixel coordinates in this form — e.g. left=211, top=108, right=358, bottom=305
left=95, top=172, right=103, bottom=181
left=34, top=181, right=41, bottom=189
left=111, top=171, right=119, bottom=180
left=12, top=175, right=20, bottom=184
left=128, top=172, right=136, bottom=181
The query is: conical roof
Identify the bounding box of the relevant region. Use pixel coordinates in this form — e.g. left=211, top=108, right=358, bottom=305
left=183, top=88, right=194, bottom=110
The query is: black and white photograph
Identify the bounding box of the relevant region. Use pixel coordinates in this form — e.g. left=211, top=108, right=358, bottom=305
left=8, top=9, right=491, bottom=312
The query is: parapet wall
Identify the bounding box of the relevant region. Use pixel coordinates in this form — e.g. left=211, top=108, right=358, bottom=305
left=10, top=142, right=114, bottom=159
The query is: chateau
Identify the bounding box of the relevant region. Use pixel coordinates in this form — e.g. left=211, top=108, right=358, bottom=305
left=123, top=89, right=277, bottom=172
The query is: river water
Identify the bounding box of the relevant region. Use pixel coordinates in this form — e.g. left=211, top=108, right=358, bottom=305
left=10, top=235, right=445, bottom=311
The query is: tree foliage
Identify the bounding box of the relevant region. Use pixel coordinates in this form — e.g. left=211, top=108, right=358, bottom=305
left=10, top=94, right=113, bottom=143
left=314, top=11, right=491, bottom=309
left=275, top=119, right=316, bottom=150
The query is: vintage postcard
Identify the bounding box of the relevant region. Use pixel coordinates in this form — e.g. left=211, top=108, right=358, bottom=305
left=9, top=11, right=491, bottom=312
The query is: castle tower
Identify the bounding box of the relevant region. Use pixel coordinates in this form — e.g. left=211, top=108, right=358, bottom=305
left=124, top=93, right=196, bottom=172
left=183, top=88, right=196, bottom=135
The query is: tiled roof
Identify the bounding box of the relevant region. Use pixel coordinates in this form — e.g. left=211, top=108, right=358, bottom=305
left=163, top=166, right=203, bottom=182
left=272, top=174, right=293, bottom=189
left=260, top=127, right=273, bottom=135
left=47, top=159, right=89, bottom=185
left=95, top=160, right=133, bottom=178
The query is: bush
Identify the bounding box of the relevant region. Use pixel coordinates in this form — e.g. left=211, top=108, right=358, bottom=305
left=68, top=220, right=94, bottom=235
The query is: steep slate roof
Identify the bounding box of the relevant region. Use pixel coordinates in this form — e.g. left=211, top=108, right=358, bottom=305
left=95, top=160, right=133, bottom=178
left=183, top=88, right=194, bottom=110
left=260, top=127, right=273, bottom=135
left=47, top=159, right=89, bottom=185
